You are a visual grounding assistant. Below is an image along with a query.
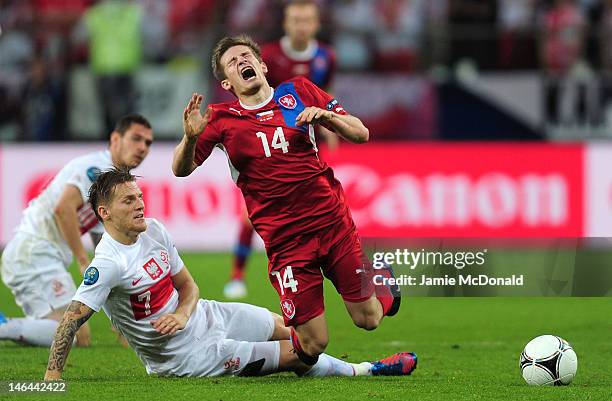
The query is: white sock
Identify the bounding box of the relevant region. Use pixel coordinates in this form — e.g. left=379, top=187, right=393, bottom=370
left=352, top=361, right=373, bottom=376
left=0, top=318, right=58, bottom=347
left=303, top=354, right=370, bottom=377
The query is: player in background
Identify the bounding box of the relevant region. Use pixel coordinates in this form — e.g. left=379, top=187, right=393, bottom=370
left=0, top=114, right=153, bottom=347
left=43, top=168, right=416, bottom=380
left=225, top=0, right=338, bottom=299
left=172, top=35, right=408, bottom=372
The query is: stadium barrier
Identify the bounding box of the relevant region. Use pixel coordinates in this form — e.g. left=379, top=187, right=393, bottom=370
left=1, top=143, right=611, bottom=250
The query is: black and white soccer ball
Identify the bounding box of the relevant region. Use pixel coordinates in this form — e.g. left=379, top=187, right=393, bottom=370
left=520, top=335, right=578, bottom=386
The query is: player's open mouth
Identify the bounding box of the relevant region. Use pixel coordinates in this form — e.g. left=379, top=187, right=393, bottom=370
left=240, top=66, right=256, bottom=81
left=134, top=213, right=144, bottom=219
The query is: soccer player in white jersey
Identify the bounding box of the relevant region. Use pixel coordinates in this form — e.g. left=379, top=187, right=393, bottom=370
left=43, top=168, right=417, bottom=379
left=0, top=114, right=153, bottom=347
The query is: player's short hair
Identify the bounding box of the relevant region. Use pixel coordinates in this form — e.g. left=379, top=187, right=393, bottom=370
left=211, top=35, right=262, bottom=81
left=114, top=114, right=151, bottom=136
left=89, top=167, right=138, bottom=222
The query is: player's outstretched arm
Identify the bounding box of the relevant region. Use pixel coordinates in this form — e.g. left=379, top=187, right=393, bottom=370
left=44, top=301, right=95, bottom=381
left=172, top=93, right=212, bottom=177
left=296, top=107, right=369, bottom=144
left=151, top=267, right=199, bottom=336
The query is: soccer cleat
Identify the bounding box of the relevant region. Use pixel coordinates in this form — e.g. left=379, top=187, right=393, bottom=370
left=377, top=263, right=401, bottom=316
left=371, top=352, right=417, bottom=376
left=223, top=279, right=248, bottom=299
left=0, top=311, right=7, bottom=325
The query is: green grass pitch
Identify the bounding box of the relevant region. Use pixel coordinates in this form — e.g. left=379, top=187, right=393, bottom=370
left=0, top=252, right=610, bottom=400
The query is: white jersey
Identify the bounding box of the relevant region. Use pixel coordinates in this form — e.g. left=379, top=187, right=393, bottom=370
left=73, top=218, right=207, bottom=375
left=15, top=150, right=112, bottom=265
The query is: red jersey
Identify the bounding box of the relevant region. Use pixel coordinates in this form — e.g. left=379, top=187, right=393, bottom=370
left=194, top=76, right=350, bottom=249
left=261, top=37, right=336, bottom=90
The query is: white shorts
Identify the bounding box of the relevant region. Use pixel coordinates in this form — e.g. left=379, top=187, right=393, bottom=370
left=1, top=233, right=76, bottom=318
left=150, top=300, right=279, bottom=377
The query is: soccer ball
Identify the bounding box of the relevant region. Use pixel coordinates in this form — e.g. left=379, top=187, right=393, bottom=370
left=520, top=335, right=577, bottom=386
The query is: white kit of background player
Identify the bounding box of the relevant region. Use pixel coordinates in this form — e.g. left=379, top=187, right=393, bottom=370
left=0, top=114, right=153, bottom=347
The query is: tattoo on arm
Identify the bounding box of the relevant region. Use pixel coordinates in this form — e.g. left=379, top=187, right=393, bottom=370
left=46, top=301, right=94, bottom=373
left=90, top=232, right=103, bottom=248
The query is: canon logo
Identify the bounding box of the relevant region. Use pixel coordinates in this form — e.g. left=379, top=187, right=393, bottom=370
left=335, top=166, right=569, bottom=228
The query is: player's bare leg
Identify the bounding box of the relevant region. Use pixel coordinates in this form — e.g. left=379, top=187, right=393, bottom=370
left=261, top=312, right=395, bottom=377
left=342, top=262, right=401, bottom=331
left=292, top=314, right=329, bottom=361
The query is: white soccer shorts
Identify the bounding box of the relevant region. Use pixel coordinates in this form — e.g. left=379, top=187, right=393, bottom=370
left=150, top=300, right=280, bottom=377
left=1, top=233, right=76, bottom=318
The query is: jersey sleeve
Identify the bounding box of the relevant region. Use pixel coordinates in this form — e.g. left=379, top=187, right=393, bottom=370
left=73, top=258, right=121, bottom=312
left=149, top=219, right=185, bottom=276
left=194, top=117, right=223, bottom=165
left=296, top=76, right=348, bottom=116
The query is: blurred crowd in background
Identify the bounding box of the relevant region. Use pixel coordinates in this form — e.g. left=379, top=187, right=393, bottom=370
left=2, top=0, right=612, bottom=142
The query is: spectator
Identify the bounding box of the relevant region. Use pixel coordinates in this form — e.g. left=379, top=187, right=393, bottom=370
left=540, top=0, right=587, bottom=127
left=168, top=0, right=217, bottom=55
left=448, top=0, right=498, bottom=70
left=20, top=56, right=67, bottom=141
left=331, top=0, right=376, bottom=70
left=0, top=0, right=34, bottom=140
left=599, top=0, right=612, bottom=71
left=135, top=0, right=171, bottom=62
left=497, top=0, right=537, bottom=69
left=371, top=0, right=426, bottom=72
left=225, top=0, right=283, bottom=42
left=75, top=0, right=144, bottom=136
left=599, top=0, right=612, bottom=124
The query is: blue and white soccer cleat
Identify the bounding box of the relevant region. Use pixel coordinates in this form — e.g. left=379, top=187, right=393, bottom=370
left=371, top=352, right=418, bottom=376
left=0, top=311, right=7, bottom=325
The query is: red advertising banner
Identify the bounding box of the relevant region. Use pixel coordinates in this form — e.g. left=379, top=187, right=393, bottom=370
left=0, top=143, right=590, bottom=250
left=321, top=143, right=584, bottom=237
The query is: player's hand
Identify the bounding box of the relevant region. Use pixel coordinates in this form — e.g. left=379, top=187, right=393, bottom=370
left=296, top=107, right=335, bottom=126
left=151, top=313, right=188, bottom=336
left=183, top=93, right=212, bottom=139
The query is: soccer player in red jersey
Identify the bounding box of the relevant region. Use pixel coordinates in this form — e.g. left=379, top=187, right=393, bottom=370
left=172, top=35, right=411, bottom=370
left=225, top=0, right=338, bottom=299
left=261, top=0, right=336, bottom=90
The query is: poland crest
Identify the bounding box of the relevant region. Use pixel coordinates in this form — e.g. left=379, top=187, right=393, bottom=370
left=279, top=94, right=297, bottom=109
left=281, top=299, right=296, bottom=319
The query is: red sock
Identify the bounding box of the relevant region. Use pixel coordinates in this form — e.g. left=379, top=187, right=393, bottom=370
left=376, top=293, right=394, bottom=316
